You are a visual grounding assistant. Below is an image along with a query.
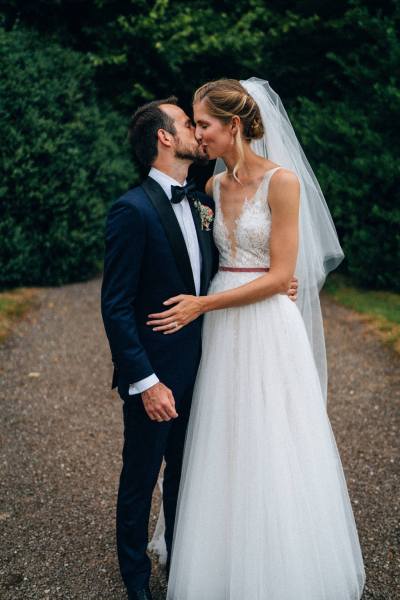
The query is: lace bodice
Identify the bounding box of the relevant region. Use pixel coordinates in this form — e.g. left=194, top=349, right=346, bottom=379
left=213, top=167, right=281, bottom=268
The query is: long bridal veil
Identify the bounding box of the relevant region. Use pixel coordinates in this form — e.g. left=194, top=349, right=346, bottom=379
left=215, top=77, right=344, bottom=403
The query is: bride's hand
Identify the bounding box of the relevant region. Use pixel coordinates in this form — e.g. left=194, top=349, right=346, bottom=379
left=147, top=295, right=205, bottom=334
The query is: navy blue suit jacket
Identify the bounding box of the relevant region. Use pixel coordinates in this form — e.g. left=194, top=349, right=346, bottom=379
left=101, top=176, right=217, bottom=399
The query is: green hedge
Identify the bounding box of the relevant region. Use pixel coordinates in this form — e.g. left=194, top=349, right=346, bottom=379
left=291, top=2, right=400, bottom=291
left=294, top=97, right=399, bottom=291
left=1, top=0, right=399, bottom=291
left=0, top=27, right=134, bottom=287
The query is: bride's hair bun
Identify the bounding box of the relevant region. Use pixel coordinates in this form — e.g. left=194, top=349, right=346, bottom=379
left=248, top=115, right=264, bottom=140
left=193, top=79, right=264, bottom=142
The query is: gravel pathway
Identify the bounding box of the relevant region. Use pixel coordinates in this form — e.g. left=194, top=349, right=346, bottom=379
left=0, top=278, right=398, bottom=599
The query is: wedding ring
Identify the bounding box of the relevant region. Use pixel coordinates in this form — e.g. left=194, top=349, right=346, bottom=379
left=171, top=321, right=178, bottom=329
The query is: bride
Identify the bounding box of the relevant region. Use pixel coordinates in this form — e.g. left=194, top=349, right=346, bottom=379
left=148, top=78, right=366, bottom=599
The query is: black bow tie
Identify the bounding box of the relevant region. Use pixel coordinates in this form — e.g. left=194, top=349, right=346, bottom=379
left=170, top=180, right=197, bottom=204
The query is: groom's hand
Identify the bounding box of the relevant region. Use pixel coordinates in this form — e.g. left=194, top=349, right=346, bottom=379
left=287, top=276, right=298, bottom=302
left=141, top=382, right=178, bottom=422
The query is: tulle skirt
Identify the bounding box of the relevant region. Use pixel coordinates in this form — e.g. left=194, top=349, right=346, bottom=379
left=167, top=271, right=365, bottom=600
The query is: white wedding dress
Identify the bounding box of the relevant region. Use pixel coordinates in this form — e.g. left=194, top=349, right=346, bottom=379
left=166, top=168, right=366, bottom=600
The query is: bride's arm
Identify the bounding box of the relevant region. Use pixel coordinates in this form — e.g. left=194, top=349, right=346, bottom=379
left=148, top=170, right=300, bottom=333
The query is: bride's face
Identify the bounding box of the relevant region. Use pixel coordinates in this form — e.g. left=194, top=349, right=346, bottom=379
left=193, top=99, right=233, bottom=160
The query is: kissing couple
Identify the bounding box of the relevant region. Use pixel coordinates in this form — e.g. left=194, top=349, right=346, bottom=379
left=101, top=77, right=365, bottom=600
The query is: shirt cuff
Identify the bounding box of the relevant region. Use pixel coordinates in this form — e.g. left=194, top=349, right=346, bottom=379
left=129, top=373, right=159, bottom=395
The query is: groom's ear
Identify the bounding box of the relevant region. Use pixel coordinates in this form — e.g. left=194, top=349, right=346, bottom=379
left=157, top=128, right=174, bottom=148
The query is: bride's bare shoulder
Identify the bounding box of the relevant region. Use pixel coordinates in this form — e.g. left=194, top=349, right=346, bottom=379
left=270, top=167, right=299, bottom=188
left=205, top=175, right=215, bottom=197
left=268, top=168, right=300, bottom=211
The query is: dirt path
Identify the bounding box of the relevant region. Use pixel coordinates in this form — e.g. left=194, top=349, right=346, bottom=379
left=0, top=278, right=398, bottom=599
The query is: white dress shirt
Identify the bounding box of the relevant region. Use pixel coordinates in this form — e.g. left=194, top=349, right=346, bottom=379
left=129, top=167, right=202, bottom=395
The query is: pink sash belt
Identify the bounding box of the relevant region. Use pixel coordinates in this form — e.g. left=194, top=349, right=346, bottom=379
left=219, top=267, right=270, bottom=272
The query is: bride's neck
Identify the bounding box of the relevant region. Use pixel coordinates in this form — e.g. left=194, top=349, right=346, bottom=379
left=221, top=142, right=260, bottom=179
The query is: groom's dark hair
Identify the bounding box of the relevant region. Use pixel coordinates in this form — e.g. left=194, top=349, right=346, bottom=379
left=128, top=96, right=178, bottom=168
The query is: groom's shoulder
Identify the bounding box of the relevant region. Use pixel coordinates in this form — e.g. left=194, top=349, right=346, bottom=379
left=108, top=183, right=152, bottom=220
left=105, top=184, right=153, bottom=231
left=113, top=183, right=148, bottom=209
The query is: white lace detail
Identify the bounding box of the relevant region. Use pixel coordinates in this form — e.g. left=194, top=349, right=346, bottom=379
left=212, top=168, right=281, bottom=268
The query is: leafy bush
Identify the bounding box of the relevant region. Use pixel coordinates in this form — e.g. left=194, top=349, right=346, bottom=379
left=0, top=27, right=134, bottom=287
left=293, top=3, right=400, bottom=290
left=1, top=1, right=399, bottom=290
left=294, top=99, right=399, bottom=291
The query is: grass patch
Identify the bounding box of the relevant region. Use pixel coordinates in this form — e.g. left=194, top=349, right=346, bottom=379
left=0, top=288, right=39, bottom=343
left=324, top=275, right=400, bottom=352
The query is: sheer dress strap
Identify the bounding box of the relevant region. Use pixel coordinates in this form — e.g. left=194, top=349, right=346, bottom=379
left=212, top=172, right=223, bottom=203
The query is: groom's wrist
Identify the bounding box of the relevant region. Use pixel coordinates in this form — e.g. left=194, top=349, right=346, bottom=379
left=129, top=373, right=159, bottom=395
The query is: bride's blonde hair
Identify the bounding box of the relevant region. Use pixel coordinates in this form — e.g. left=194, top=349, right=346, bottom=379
left=193, top=79, right=264, bottom=181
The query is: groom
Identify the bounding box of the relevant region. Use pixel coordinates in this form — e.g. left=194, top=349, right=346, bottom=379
left=101, top=96, right=216, bottom=600
left=101, top=96, right=297, bottom=599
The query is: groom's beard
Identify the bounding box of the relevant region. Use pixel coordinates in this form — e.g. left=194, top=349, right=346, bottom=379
left=174, top=139, right=209, bottom=166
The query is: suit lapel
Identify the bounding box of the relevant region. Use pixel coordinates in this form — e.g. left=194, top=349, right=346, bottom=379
left=142, top=177, right=196, bottom=295
left=189, top=198, right=212, bottom=295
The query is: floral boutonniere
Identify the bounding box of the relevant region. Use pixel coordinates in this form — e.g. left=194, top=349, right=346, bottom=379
left=193, top=199, right=214, bottom=231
